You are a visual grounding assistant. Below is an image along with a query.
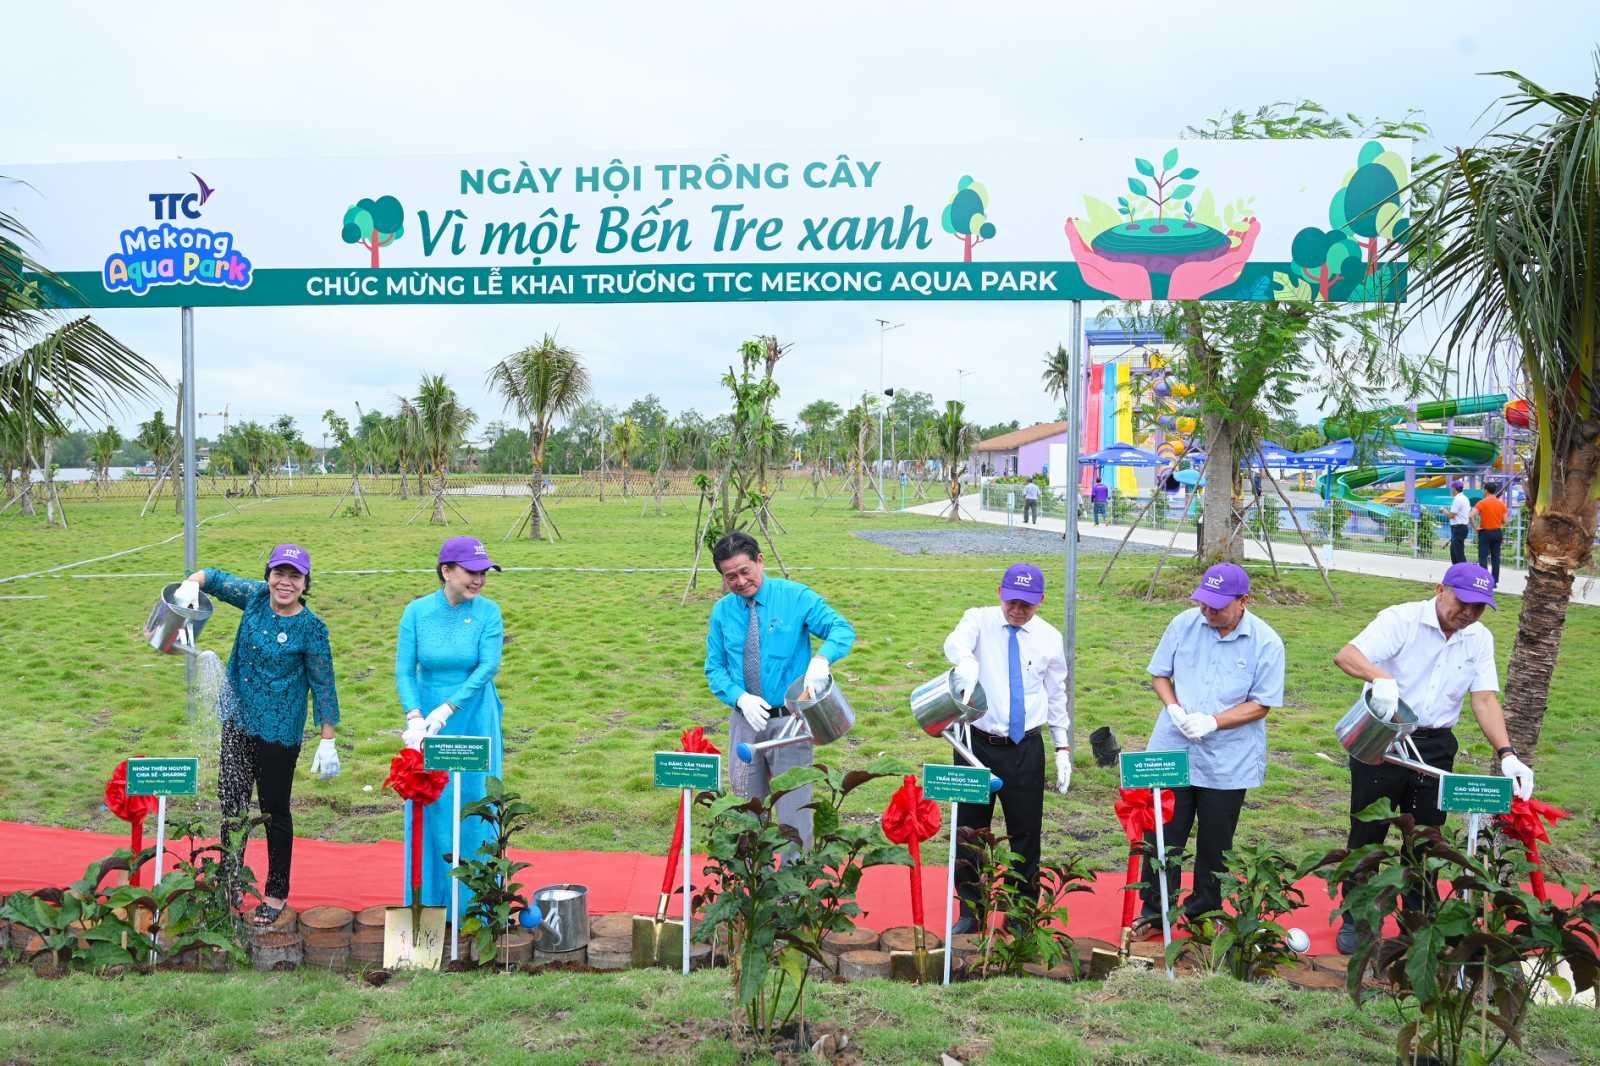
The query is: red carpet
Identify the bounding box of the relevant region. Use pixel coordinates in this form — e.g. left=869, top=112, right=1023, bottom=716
left=0, top=820, right=1391, bottom=952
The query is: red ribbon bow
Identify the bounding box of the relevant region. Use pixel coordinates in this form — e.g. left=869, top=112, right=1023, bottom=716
left=1496, top=796, right=1571, bottom=901
left=1114, top=786, right=1175, bottom=843
left=881, top=775, right=942, bottom=930
left=383, top=747, right=449, bottom=805
left=105, top=759, right=160, bottom=888
left=679, top=726, right=721, bottom=756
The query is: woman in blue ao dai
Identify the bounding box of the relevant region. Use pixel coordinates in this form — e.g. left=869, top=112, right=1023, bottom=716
left=396, top=536, right=505, bottom=909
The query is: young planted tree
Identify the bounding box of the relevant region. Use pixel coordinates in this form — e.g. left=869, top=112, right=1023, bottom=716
left=1402, top=63, right=1600, bottom=756
left=486, top=334, right=591, bottom=540
left=409, top=374, right=477, bottom=525
left=613, top=415, right=642, bottom=498
left=840, top=398, right=873, bottom=511
left=89, top=425, right=121, bottom=494
left=933, top=400, right=979, bottom=522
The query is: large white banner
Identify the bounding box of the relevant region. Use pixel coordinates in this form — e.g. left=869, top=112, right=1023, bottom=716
left=2, top=141, right=1410, bottom=307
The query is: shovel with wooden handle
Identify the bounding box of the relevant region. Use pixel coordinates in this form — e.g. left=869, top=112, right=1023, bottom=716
left=631, top=801, right=688, bottom=967
left=881, top=775, right=944, bottom=983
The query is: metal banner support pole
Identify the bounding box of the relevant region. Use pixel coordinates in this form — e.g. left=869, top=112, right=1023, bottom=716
left=451, top=771, right=461, bottom=962
left=681, top=786, right=692, bottom=976
left=1062, top=300, right=1084, bottom=752
left=180, top=308, right=198, bottom=721
left=1153, top=784, right=1174, bottom=980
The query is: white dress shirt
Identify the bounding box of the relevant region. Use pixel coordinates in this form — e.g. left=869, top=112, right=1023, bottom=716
left=1448, top=491, right=1471, bottom=526
left=943, top=605, right=1071, bottom=747
left=1350, top=598, right=1498, bottom=729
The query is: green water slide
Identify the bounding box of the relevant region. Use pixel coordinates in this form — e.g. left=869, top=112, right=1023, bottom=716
left=1315, top=395, right=1505, bottom=518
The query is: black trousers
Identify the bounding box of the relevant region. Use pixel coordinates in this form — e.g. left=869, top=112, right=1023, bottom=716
left=1022, top=499, right=1038, bottom=523
left=220, top=719, right=301, bottom=900
left=1449, top=524, right=1469, bottom=563
left=1137, top=785, right=1247, bottom=920
left=1341, top=727, right=1458, bottom=914
left=955, top=730, right=1044, bottom=917
left=1477, top=528, right=1503, bottom=583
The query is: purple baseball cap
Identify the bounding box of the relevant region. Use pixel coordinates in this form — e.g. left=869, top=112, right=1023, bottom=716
left=999, top=562, right=1045, bottom=604
left=438, top=535, right=501, bottom=572
left=1192, top=563, right=1249, bottom=609
left=267, top=543, right=310, bottom=575
left=1451, top=479, right=1465, bottom=491
left=1442, top=562, right=1496, bottom=608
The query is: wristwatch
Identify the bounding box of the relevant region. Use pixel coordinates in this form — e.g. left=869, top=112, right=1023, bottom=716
left=1495, top=745, right=1518, bottom=758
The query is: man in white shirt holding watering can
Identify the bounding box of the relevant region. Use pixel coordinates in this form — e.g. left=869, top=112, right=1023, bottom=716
left=1132, top=563, right=1285, bottom=939
left=1331, top=561, right=1535, bottom=955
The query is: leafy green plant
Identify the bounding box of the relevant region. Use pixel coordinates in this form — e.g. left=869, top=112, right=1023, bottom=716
left=449, top=776, right=535, bottom=965
left=1315, top=802, right=1600, bottom=1065
left=1112, top=493, right=1136, bottom=525
left=957, top=827, right=1094, bottom=978
left=694, top=758, right=912, bottom=1044
left=1168, top=839, right=1309, bottom=981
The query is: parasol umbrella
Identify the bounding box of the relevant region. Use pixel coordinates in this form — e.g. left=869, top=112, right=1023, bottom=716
left=383, top=747, right=449, bottom=965
left=104, top=759, right=158, bottom=888
left=881, top=774, right=944, bottom=982
left=1114, top=786, right=1175, bottom=955
left=633, top=726, right=721, bottom=967
left=1496, top=796, right=1571, bottom=902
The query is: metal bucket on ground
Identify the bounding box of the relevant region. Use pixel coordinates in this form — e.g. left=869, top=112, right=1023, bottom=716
left=144, top=582, right=214, bottom=655
left=533, top=884, right=590, bottom=953
left=1335, top=688, right=1418, bottom=766
left=909, top=669, right=987, bottom=737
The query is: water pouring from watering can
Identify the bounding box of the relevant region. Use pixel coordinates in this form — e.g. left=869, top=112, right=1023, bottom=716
left=144, top=580, right=215, bottom=655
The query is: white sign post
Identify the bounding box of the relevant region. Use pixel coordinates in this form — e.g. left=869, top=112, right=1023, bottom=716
left=423, top=735, right=492, bottom=963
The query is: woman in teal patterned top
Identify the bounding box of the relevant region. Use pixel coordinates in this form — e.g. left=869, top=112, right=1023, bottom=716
left=396, top=536, right=505, bottom=909
left=185, top=543, right=340, bottom=926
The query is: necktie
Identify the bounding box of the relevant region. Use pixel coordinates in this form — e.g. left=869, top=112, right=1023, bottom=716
left=743, top=599, right=762, bottom=697
left=1007, top=624, right=1026, bottom=743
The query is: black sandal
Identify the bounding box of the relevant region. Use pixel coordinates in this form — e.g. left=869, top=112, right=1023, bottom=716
left=251, top=901, right=284, bottom=927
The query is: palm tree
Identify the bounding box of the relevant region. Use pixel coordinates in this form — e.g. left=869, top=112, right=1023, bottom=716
left=486, top=334, right=591, bottom=539
left=1403, top=63, right=1600, bottom=756
left=613, top=415, right=642, bottom=497
left=136, top=409, right=176, bottom=475
left=1041, top=343, right=1072, bottom=408
left=839, top=399, right=872, bottom=510
left=933, top=400, right=979, bottom=522
left=411, top=374, right=477, bottom=524
left=89, top=425, right=121, bottom=493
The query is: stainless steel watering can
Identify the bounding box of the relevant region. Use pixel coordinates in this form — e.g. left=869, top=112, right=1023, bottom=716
left=1335, top=686, right=1419, bottom=766
left=532, top=883, right=590, bottom=953
left=143, top=582, right=215, bottom=655
left=909, top=668, right=987, bottom=737
left=734, top=676, right=856, bottom=763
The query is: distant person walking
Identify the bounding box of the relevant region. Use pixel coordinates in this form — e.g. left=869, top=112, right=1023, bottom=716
left=1090, top=477, right=1109, bottom=525
left=1473, top=482, right=1508, bottom=583
left=1022, top=481, right=1040, bottom=524
left=1443, top=480, right=1472, bottom=564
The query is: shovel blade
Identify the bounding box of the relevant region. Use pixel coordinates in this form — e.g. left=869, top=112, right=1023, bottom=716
left=652, top=917, right=687, bottom=968
left=383, top=906, right=446, bottom=971
left=889, top=947, right=946, bottom=983
left=630, top=914, right=661, bottom=969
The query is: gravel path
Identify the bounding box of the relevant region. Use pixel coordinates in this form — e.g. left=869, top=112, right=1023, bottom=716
left=854, top=526, right=1193, bottom=557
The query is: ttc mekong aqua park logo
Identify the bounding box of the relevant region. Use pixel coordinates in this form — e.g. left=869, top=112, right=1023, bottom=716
left=102, top=174, right=253, bottom=295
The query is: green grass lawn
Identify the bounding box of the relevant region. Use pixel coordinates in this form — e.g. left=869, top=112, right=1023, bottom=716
left=1, top=487, right=1597, bottom=880
left=1, top=964, right=1597, bottom=1065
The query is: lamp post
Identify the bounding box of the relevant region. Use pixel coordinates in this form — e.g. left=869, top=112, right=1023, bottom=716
left=956, top=368, right=974, bottom=404
left=875, top=319, right=904, bottom=512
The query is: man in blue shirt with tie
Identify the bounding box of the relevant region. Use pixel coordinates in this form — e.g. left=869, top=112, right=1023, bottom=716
left=705, top=531, right=856, bottom=851
left=1133, top=562, right=1285, bottom=938
left=943, top=562, right=1072, bottom=933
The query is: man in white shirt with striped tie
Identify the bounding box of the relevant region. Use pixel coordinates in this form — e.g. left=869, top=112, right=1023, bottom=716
left=943, top=562, right=1072, bottom=933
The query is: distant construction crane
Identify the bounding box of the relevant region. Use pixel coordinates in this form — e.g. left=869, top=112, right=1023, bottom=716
left=198, top=404, right=230, bottom=435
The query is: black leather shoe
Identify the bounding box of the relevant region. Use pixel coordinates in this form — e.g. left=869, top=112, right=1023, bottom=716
left=951, top=914, right=978, bottom=935
left=1335, top=917, right=1365, bottom=956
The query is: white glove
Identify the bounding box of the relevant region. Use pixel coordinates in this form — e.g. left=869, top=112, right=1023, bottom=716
left=1369, top=677, right=1399, bottom=721
left=1177, top=713, right=1219, bottom=741
left=736, top=692, right=772, bottom=732
left=423, top=703, right=453, bottom=737
left=402, top=713, right=427, bottom=751
left=803, top=655, right=831, bottom=696
left=952, top=658, right=980, bottom=703
left=1500, top=754, right=1534, bottom=801
left=1165, top=703, right=1189, bottom=732
left=311, top=738, right=340, bottom=779
left=1054, top=749, right=1072, bottom=794
left=175, top=578, right=202, bottom=610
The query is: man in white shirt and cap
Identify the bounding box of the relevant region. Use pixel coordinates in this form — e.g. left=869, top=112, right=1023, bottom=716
left=943, top=562, right=1072, bottom=933
left=1132, top=562, right=1285, bottom=937
left=1331, top=561, right=1534, bottom=954
left=1443, top=479, right=1472, bottom=564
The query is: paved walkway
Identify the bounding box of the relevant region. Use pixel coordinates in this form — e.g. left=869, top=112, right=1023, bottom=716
left=902, top=495, right=1600, bottom=608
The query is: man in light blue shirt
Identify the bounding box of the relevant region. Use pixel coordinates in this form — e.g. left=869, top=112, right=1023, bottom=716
left=705, top=531, right=855, bottom=850
left=1133, top=563, right=1285, bottom=936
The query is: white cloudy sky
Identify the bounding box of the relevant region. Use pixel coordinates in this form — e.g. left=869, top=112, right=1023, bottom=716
left=5, top=0, right=1597, bottom=442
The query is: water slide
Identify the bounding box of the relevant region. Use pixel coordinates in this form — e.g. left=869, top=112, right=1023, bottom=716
left=1315, top=396, right=1506, bottom=519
